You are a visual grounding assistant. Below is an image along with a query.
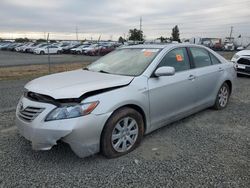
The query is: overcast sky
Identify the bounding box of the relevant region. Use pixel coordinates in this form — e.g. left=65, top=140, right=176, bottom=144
left=0, top=0, right=250, bottom=40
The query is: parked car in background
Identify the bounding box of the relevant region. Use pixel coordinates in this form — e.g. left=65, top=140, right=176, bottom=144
left=15, top=43, right=30, bottom=52
left=7, top=43, right=23, bottom=51
left=86, top=46, right=115, bottom=56
left=0, top=42, right=12, bottom=50
left=231, top=44, right=250, bottom=76
left=82, top=44, right=102, bottom=55
left=26, top=43, right=48, bottom=53
left=70, top=44, right=90, bottom=54
left=33, top=45, right=62, bottom=55
left=224, top=42, right=235, bottom=51
left=16, top=44, right=235, bottom=158
left=20, top=43, right=35, bottom=52
left=62, top=43, right=81, bottom=54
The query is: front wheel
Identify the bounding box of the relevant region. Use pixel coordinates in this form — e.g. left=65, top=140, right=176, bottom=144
left=101, top=107, right=144, bottom=158
left=213, top=83, right=230, bottom=110
left=40, top=51, right=45, bottom=55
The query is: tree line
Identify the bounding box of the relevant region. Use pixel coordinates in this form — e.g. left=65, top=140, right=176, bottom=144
left=119, top=25, right=180, bottom=43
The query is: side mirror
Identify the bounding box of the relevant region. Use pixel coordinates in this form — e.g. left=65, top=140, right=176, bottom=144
left=154, top=66, right=175, bottom=77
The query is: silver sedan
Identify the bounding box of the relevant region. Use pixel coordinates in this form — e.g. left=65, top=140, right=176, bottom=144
left=16, top=44, right=236, bottom=158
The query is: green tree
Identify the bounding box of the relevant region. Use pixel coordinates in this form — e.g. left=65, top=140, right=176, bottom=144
left=118, top=36, right=125, bottom=44
left=171, top=25, right=180, bottom=42
left=128, top=28, right=143, bottom=41
left=15, top=38, right=30, bottom=43
left=49, top=40, right=57, bottom=43
left=36, top=39, right=47, bottom=43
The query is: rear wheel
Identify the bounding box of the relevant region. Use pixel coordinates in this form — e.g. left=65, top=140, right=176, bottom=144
left=40, top=51, right=45, bottom=55
left=213, top=83, right=230, bottom=110
left=101, top=107, right=144, bottom=158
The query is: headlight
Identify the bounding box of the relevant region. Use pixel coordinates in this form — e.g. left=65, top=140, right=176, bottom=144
left=233, top=54, right=240, bottom=60
left=45, top=101, right=99, bottom=121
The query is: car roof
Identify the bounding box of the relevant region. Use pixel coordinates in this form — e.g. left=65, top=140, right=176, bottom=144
left=121, top=43, right=205, bottom=50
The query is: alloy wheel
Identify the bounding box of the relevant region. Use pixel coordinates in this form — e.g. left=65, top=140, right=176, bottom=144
left=111, top=117, right=138, bottom=152
left=218, top=85, right=229, bottom=107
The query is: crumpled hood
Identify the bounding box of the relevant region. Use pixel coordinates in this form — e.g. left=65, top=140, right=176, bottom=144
left=25, top=69, right=133, bottom=99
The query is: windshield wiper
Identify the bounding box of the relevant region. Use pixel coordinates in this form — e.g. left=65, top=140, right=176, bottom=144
left=98, top=70, right=111, bottom=74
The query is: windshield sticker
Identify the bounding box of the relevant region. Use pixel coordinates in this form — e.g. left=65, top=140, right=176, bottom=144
left=142, top=49, right=159, bottom=57
left=176, top=54, right=183, bottom=62
left=143, top=51, right=153, bottom=57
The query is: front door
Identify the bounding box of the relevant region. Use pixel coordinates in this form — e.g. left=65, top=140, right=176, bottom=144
left=148, top=47, right=197, bottom=131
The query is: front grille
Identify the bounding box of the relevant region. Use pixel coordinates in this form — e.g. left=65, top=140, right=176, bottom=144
left=237, top=68, right=250, bottom=74
left=18, top=106, right=44, bottom=122
left=237, top=58, right=250, bottom=65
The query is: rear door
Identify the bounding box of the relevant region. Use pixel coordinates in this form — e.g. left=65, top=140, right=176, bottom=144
left=188, top=47, right=223, bottom=106
left=148, top=47, right=197, bottom=130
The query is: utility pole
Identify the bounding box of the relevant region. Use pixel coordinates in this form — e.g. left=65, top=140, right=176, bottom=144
left=47, top=33, right=51, bottom=73
left=76, top=26, right=79, bottom=41
left=229, top=26, right=233, bottom=42
left=139, top=17, right=142, bottom=41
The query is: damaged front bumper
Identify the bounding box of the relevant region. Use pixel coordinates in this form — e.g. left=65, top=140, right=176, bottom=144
left=16, top=97, right=111, bottom=158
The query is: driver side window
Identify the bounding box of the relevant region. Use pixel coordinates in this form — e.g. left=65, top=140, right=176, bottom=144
left=158, top=48, right=190, bottom=72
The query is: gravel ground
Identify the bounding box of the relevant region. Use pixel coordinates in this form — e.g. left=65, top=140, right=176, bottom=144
left=0, top=77, right=249, bottom=187
left=0, top=51, right=99, bottom=67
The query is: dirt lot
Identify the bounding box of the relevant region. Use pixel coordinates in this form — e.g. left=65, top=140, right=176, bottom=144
left=0, top=50, right=249, bottom=187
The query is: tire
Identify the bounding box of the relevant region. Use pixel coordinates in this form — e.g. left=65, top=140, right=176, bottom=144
left=76, top=51, right=81, bottom=55
left=101, top=107, right=144, bottom=158
left=57, top=50, right=61, bottom=54
left=40, top=51, right=45, bottom=55
left=213, top=83, right=230, bottom=110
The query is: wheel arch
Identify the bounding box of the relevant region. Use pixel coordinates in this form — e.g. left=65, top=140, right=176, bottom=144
left=99, top=103, right=147, bottom=154
left=100, top=103, right=148, bottom=146
left=224, top=80, right=232, bottom=95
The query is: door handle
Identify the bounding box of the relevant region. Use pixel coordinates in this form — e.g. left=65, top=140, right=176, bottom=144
left=218, top=67, right=224, bottom=72
left=188, top=75, right=196, bottom=80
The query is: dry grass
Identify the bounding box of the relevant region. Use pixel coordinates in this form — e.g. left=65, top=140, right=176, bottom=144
left=0, top=62, right=90, bottom=81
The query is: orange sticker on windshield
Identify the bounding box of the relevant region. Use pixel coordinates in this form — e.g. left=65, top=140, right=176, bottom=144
left=176, top=54, right=183, bottom=62
left=144, top=51, right=153, bottom=57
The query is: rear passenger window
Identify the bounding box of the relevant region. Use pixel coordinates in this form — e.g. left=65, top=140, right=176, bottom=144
left=158, top=48, right=190, bottom=72
left=210, top=53, right=221, bottom=64
left=190, top=48, right=212, bottom=68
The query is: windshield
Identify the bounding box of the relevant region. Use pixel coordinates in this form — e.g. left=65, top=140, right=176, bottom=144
left=246, top=44, right=250, bottom=50
left=87, top=48, right=161, bottom=76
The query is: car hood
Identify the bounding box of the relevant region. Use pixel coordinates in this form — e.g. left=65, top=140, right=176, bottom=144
left=25, top=69, right=134, bottom=99
left=236, top=50, right=250, bottom=56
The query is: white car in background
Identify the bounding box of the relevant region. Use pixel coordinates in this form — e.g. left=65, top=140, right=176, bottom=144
left=34, top=45, right=62, bottom=55
left=70, top=44, right=90, bottom=54
left=15, top=43, right=30, bottom=52
left=82, top=44, right=102, bottom=54
left=231, top=44, right=250, bottom=76
left=27, top=43, right=48, bottom=53
left=20, top=43, right=35, bottom=52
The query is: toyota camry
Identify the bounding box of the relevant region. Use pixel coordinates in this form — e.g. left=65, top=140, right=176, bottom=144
left=16, top=44, right=236, bottom=158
